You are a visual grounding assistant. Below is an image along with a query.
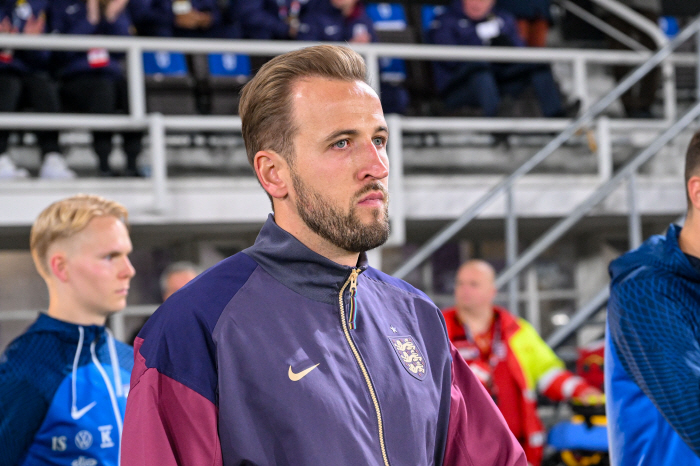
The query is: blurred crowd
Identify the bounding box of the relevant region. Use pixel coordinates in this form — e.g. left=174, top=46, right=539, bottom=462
left=0, top=0, right=658, bottom=178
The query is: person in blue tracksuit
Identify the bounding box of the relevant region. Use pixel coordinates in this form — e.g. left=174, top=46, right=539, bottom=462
left=0, top=194, right=136, bottom=465
left=427, top=0, right=565, bottom=117
left=0, top=0, right=75, bottom=180
left=48, top=0, right=143, bottom=176
left=606, top=130, right=700, bottom=465
left=239, top=0, right=312, bottom=39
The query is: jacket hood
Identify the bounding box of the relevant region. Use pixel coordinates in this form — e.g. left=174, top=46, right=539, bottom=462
left=243, top=214, right=369, bottom=306
left=26, top=313, right=107, bottom=345
left=608, top=224, right=700, bottom=285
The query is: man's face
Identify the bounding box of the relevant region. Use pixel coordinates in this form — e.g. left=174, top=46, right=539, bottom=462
left=454, top=264, right=496, bottom=313
left=60, top=216, right=135, bottom=319
left=462, top=0, right=495, bottom=20
left=287, top=77, right=390, bottom=253
left=330, top=0, right=357, bottom=12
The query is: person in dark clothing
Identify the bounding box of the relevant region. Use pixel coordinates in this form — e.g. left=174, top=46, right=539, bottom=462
left=49, top=0, right=143, bottom=177
left=0, top=0, right=75, bottom=179
left=239, top=0, right=312, bottom=40
left=496, top=0, right=552, bottom=47
left=427, top=0, right=566, bottom=118
left=296, top=0, right=409, bottom=114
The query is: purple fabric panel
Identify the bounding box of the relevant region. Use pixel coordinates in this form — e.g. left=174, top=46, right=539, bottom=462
left=444, top=343, right=527, bottom=466
left=136, top=252, right=258, bottom=404
left=122, top=338, right=223, bottom=466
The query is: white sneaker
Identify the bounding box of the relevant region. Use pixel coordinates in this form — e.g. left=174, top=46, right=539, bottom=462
left=39, top=153, right=76, bottom=180
left=0, top=154, right=29, bottom=179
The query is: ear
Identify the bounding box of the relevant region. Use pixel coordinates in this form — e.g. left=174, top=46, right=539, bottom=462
left=48, top=252, right=69, bottom=283
left=254, top=150, right=289, bottom=200
left=689, top=176, right=700, bottom=212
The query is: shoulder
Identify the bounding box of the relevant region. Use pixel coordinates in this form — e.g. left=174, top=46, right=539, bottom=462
left=113, top=338, right=134, bottom=370
left=364, top=267, right=433, bottom=304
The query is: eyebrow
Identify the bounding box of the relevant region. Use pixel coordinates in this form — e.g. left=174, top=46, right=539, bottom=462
left=323, top=126, right=389, bottom=143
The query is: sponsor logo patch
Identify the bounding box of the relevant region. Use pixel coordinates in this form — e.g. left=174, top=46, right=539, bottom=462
left=388, top=336, right=427, bottom=380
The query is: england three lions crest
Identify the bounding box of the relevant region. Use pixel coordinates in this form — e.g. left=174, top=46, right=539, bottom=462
left=389, top=336, right=427, bottom=380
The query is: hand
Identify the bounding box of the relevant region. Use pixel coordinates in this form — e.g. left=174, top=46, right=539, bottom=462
left=104, top=0, right=129, bottom=23
left=572, top=387, right=605, bottom=406
left=87, top=0, right=101, bottom=25
left=23, top=13, right=46, bottom=35
left=175, top=10, right=202, bottom=29
left=197, top=11, right=212, bottom=29
left=350, top=30, right=371, bottom=43
left=0, top=16, right=18, bottom=34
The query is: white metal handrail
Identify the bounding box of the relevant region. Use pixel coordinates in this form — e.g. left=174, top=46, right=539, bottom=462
left=0, top=33, right=696, bottom=121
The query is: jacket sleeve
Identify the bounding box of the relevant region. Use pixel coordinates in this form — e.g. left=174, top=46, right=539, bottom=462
left=238, top=0, right=290, bottom=39
left=0, top=374, right=49, bottom=465
left=121, top=338, right=223, bottom=466
left=513, top=319, right=591, bottom=402
left=443, top=342, right=527, bottom=466
left=608, top=272, right=700, bottom=456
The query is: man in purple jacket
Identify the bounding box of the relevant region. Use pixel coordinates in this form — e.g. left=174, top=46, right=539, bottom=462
left=121, top=45, right=526, bottom=466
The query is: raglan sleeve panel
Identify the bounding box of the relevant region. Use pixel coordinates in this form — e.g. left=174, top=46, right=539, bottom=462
left=121, top=337, right=222, bottom=466
left=443, top=342, right=527, bottom=466
left=609, top=271, right=700, bottom=456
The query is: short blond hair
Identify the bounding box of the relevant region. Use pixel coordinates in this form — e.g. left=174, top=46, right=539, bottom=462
left=239, top=45, right=368, bottom=167
left=30, top=194, right=129, bottom=276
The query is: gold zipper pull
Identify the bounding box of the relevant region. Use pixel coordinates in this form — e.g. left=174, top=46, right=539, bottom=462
left=347, top=268, right=360, bottom=330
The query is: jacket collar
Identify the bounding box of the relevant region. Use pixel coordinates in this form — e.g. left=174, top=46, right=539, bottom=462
left=243, top=214, right=369, bottom=306
left=29, top=312, right=106, bottom=344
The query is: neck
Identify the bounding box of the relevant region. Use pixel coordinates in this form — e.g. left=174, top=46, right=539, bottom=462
left=456, top=305, right=494, bottom=335
left=679, top=212, right=700, bottom=259
left=273, top=209, right=360, bottom=267
left=47, top=291, right=107, bottom=327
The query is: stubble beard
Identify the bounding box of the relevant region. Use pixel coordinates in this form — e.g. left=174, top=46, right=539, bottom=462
left=291, top=170, right=390, bottom=253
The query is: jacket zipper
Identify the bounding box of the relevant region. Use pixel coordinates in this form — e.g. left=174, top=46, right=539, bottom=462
left=338, top=268, right=390, bottom=466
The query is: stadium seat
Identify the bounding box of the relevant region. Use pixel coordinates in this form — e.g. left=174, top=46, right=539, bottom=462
left=143, top=51, right=197, bottom=115
left=190, top=53, right=252, bottom=115
left=367, top=4, right=409, bottom=84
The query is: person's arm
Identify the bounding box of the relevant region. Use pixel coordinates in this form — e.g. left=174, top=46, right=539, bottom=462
left=609, top=273, right=700, bottom=456
left=443, top=343, right=528, bottom=466
left=0, top=376, right=49, bottom=465
left=513, top=319, right=598, bottom=402
left=121, top=337, right=222, bottom=466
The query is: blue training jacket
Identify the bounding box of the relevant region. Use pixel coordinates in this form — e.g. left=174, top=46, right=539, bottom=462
left=606, top=224, right=700, bottom=465
left=0, top=313, right=133, bottom=466
left=121, top=214, right=526, bottom=466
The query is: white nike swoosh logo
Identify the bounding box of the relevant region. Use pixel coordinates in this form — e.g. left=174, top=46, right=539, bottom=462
left=71, top=401, right=97, bottom=420
left=288, top=363, right=320, bottom=382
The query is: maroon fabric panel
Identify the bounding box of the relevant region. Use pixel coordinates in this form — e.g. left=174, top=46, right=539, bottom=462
left=121, top=337, right=222, bottom=466
left=443, top=342, right=527, bottom=466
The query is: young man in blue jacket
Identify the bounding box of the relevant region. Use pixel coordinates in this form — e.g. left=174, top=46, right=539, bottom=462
left=427, top=0, right=565, bottom=117
left=122, top=45, right=526, bottom=466
left=606, top=131, right=700, bottom=465
left=0, top=194, right=136, bottom=465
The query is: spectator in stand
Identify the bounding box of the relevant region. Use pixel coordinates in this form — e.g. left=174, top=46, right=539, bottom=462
left=427, top=0, right=568, bottom=118
left=128, top=0, right=229, bottom=38
left=239, top=0, right=312, bottom=40
left=605, top=0, right=661, bottom=118
left=496, top=0, right=552, bottom=47
left=296, top=0, right=408, bottom=113
left=0, top=0, right=76, bottom=180
left=49, top=0, right=143, bottom=177
left=442, top=259, right=603, bottom=466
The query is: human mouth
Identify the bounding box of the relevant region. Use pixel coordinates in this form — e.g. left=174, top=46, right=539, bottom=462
left=358, top=191, right=385, bottom=208
left=116, top=288, right=129, bottom=296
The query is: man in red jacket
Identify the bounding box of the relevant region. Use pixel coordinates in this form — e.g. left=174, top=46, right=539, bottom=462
left=443, top=259, right=602, bottom=465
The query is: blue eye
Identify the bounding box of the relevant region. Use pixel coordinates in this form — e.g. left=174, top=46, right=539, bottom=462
left=373, top=137, right=385, bottom=146
left=334, top=140, right=348, bottom=149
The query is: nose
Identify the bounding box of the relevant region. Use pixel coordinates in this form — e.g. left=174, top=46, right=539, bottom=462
left=121, top=256, right=136, bottom=279
left=357, top=139, right=389, bottom=181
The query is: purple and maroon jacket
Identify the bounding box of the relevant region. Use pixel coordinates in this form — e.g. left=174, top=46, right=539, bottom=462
left=121, top=215, right=525, bottom=466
